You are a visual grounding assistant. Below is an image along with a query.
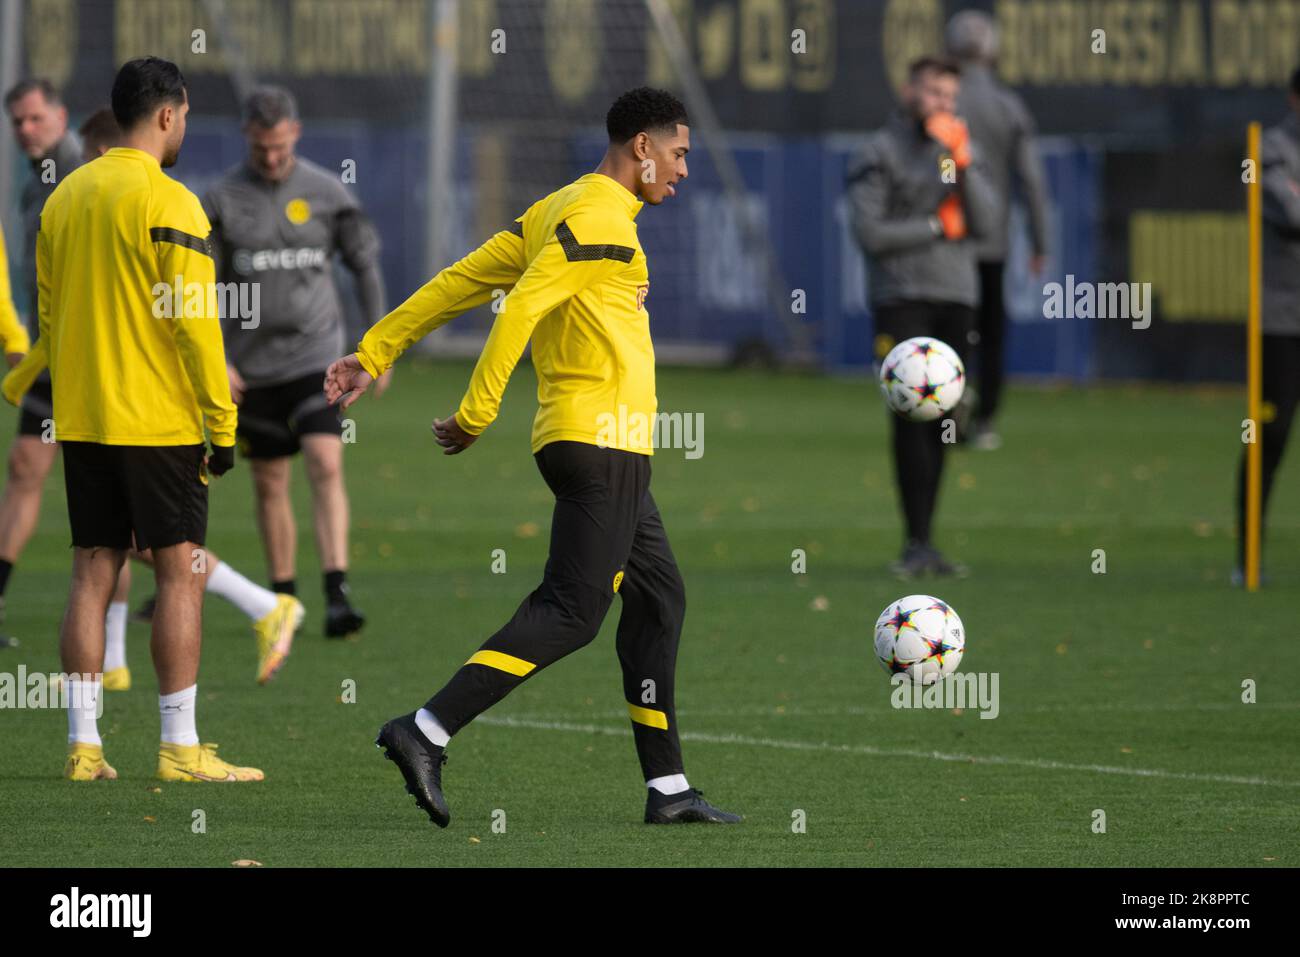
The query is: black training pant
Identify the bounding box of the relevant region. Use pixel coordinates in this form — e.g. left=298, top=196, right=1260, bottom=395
left=975, top=261, right=1006, bottom=424
left=426, top=441, right=687, bottom=780
left=1236, top=334, right=1300, bottom=566
left=874, top=301, right=975, bottom=547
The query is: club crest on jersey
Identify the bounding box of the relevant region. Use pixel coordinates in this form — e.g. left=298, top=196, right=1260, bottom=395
left=636, top=284, right=649, bottom=311
left=285, top=199, right=311, bottom=225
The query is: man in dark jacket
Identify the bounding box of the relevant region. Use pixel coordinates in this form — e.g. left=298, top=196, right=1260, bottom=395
left=848, top=56, right=995, bottom=578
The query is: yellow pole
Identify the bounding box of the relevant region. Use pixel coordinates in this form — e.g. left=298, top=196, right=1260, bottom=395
left=1246, top=122, right=1262, bottom=592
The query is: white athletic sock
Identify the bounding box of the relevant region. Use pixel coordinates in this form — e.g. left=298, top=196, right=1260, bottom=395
left=159, top=685, right=199, bottom=746
left=647, top=774, right=690, bottom=795
left=206, top=561, right=279, bottom=621
left=66, top=679, right=103, bottom=746
left=103, top=601, right=128, bottom=672
left=414, top=708, right=450, bottom=747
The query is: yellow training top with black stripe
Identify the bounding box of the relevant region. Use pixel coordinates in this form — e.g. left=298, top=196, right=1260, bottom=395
left=36, top=147, right=236, bottom=446
left=0, top=215, right=30, bottom=355
left=356, top=172, right=656, bottom=455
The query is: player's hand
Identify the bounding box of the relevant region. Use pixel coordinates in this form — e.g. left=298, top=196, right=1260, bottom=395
left=227, top=364, right=246, bottom=404
left=5, top=352, right=23, bottom=369
left=324, top=353, right=375, bottom=411
left=925, top=112, right=971, bottom=170
left=373, top=368, right=394, bottom=398
left=935, top=194, right=967, bottom=240
left=431, top=413, right=478, bottom=455
left=206, top=443, right=235, bottom=477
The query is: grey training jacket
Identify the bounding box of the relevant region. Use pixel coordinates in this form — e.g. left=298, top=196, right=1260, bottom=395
left=18, top=131, right=83, bottom=335
left=203, top=156, right=386, bottom=387
left=955, top=63, right=1050, bottom=264
left=847, top=111, right=997, bottom=309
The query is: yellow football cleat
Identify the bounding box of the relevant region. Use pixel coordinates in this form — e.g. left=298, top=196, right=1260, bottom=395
left=64, top=743, right=118, bottom=781
left=157, top=742, right=264, bottom=782
left=102, top=667, right=131, bottom=692
left=254, top=594, right=304, bottom=685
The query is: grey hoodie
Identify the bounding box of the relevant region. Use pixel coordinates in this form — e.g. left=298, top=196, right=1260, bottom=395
left=203, top=156, right=386, bottom=387
left=1262, top=113, right=1300, bottom=336
left=847, top=111, right=997, bottom=309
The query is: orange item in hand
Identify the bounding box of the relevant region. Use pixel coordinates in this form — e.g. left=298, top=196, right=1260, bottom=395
left=936, top=194, right=966, bottom=240
left=925, top=112, right=971, bottom=170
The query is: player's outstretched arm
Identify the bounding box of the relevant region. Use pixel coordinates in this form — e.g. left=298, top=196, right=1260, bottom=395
left=324, top=353, right=374, bottom=410
left=350, top=227, right=527, bottom=385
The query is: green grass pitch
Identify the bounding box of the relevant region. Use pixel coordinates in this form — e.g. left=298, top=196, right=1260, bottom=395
left=1, top=359, right=1296, bottom=867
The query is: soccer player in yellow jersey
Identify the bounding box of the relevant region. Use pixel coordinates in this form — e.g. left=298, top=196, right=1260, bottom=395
left=326, top=88, right=740, bottom=826
left=39, top=57, right=261, bottom=782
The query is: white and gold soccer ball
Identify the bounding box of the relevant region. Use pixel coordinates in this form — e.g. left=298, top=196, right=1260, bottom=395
left=878, top=336, right=965, bottom=422
left=873, top=594, right=965, bottom=685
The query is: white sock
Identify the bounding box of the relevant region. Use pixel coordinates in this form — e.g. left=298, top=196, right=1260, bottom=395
left=206, top=561, right=279, bottom=621
left=66, top=678, right=103, bottom=745
left=414, top=708, right=450, bottom=747
left=159, top=685, right=199, bottom=746
left=647, top=773, right=690, bottom=795
left=103, top=602, right=128, bottom=672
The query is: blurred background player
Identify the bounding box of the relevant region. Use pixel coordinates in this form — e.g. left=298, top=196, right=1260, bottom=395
left=1235, top=65, right=1300, bottom=585
left=42, top=56, right=259, bottom=782
left=848, top=56, right=994, bottom=579
left=203, top=86, right=386, bottom=639
left=327, top=87, right=740, bottom=828
left=946, top=11, right=1050, bottom=451
left=0, top=79, right=82, bottom=644
left=36, top=105, right=306, bottom=686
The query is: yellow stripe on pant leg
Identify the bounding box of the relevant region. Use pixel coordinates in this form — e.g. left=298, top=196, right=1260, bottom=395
left=626, top=703, right=668, bottom=730
left=465, top=650, right=536, bottom=676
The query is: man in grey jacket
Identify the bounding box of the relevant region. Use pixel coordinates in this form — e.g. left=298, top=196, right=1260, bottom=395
left=1235, top=66, right=1300, bottom=584
left=0, top=78, right=82, bottom=642
left=947, top=10, right=1050, bottom=450
left=204, top=86, right=387, bottom=638
left=848, top=56, right=995, bottom=578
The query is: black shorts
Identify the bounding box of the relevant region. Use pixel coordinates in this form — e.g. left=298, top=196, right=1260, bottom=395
left=61, top=442, right=209, bottom=550
left=17, top=376, right=54, bottom=438
left=236, top=370, right=342, bottom=459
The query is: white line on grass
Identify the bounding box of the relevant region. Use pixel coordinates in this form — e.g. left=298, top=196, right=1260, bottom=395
left=477, top=715, right=1300, bottom=789
left=499, top=701, right=1300, bottom=720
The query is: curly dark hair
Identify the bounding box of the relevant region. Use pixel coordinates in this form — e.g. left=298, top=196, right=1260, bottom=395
left=606, top=87, right=688, bottom=143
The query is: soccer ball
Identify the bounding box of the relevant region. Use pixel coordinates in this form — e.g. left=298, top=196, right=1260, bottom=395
left=873, top=594, right=965, bottom=685
left=878, top=337, right=965, bottom=422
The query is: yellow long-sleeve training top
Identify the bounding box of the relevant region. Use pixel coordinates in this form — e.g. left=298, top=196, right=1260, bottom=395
left=0, top=215, right=31, bottom=355
left=356, top=172, right=657, bottom=455
left=32, top=147, right=236, bottom=446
